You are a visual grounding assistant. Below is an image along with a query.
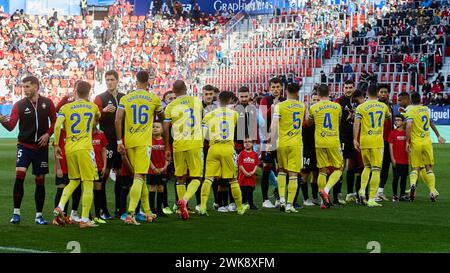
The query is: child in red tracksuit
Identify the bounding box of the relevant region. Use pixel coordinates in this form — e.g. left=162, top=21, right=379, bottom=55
left=147, top=121, right=169, bottom=217
left=388, top=114, right=410, bottom=202
left=238, top=137, right=259, bottom=210
left=92, top=125, right=108, bottom=223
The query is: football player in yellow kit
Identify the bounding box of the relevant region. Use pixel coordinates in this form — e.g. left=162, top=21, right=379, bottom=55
left=52, top=81, right=101, bottom=228
left=269, top=83, right=305, bottom=213
left=405, top=92, right=445, bottom=202
left=115, top=71, right=165, bottom=225
left=353, top=85, right=391, bottom=207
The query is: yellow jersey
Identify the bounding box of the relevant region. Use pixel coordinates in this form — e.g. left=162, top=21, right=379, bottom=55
left=202, top=107, right=238, bottom=147
left=355, top=100, right=391, bottom=149
left=55, top=100, right=100, bottom=154
left=308, top=100, right=341, bottom=148
left=273, top=99, right=305, bottom=148
left=118, top=89, right=163, bottom=148
left=164, top=95, right=204, bottom=152
left=405, top=105, right=431, bottom=146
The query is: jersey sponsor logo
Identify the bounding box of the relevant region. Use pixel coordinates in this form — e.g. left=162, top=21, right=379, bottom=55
left=71, top=135, right=88, bottom=142
left=129, top=126, right=149, bottom=134
left=287, top=130, right=301, bottom=137
left=92, top=139, right=101, bottom=145
left=152, top=144, right=165, bottom=150
left=243, top=157, right=255, bottom=163
left=320, top=131, right=338, bottom=137
left=24, top=107, right=31, bottom=114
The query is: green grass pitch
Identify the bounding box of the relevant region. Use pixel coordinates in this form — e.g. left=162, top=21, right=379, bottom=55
left=0, top=139, right=449, bottom=253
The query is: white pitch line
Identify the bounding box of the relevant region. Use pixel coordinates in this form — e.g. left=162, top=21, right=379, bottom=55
left=0, top=246, right=52, bottom=253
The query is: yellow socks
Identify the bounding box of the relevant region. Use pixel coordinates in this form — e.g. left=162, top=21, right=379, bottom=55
left=419, top=168, right=427, bottom=184
left=184, top=179, right=201, bottom=202
left=360, top=167, right=371, bottom=193
left=368, top=169, right=381, bottom=200
left=58, top=179, right=80, bottom=209
left=424, top=171, right=436, bottom=193
left=81, top=181, right=94, bottom=220
left=200, top=178, right=213, bottom=211
left=277, top=172, right=287, bottom=199
left=318, top=172, right=327, bottom=190
left=324, top=170, right=343, bottom=194
left=141, top=181, right=151, bottom=215
left=230, top=181, right=243, bottom=210
left=128, top=177, right=144, bottom=214
left=287, top=177, right=298, bottom=204
left=410, top=170, right=418, bottom=187
left=176, top=182, right=186, bottom=201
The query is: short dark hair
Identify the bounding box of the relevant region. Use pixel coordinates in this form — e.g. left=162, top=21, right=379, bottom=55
left=22, top=76, right=39, bottom=88
left=136, top=70, right=149, bottom=84
left=202, top=85, right=215, bottom=92
left=163, top=90, right=174, bottom=101
left=318, top=84, right=329, bottom=97
left=394, top=114, right=405, bottom=121
left=367, top=84, right=378, bottom=97
left=172, top=80, right=187, bottom=94
left=269, top=77, right=282, bottom=86
left=76, top=81, right=91, bottom=97
left=213, top=87, right=220, bottom=93
left=238, top=86, right=249, bottom=93
left=344, top=79, right=354, bottom=86
left=219, top=91, right=232, bottom=104
left=105, top=70, right=119, bottom=80
left=353, top=89, right=364, bottom=98
left=398, top=92, right=410, bottom=99
left=378, top=83, right=390, bottom=93
left=286, top=83, right=300, bottom=94
left=411, top=92, right=421, bottom=104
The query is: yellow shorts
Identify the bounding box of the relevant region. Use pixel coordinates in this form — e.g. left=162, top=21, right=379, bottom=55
left=126, top=146, right=151, bottom=174
left=410, top=144, right=434, bottom=168
left=361, top=148, right=384, bottom=168
left=277, top=146, right=302, bottom=173
left=316, top=147, right=343, bottom=169
left=205, top=144, right=237, bottom=179
left=66, top=149, right=98, bottom=181
left=173, top=148, right=204, bottom=177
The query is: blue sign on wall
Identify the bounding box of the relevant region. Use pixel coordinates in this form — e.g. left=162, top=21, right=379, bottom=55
left=393, top=105, right=450, bottom=125
left=134, top=0, right=276, bottom=16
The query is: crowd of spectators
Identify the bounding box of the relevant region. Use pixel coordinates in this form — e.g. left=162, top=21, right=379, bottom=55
left=323, top=0, right=449, bottom=94
left=0, top=0, right=230, bottom=104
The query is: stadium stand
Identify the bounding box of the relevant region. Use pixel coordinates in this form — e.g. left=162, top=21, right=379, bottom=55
left=1, top=0, right=450, bottom=106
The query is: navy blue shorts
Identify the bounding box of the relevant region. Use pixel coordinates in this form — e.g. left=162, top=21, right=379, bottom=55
left=55, top=174, right=69, bottom=186
left=16, top=144, right=49, bottom=175
left=106, top=140, right=123, bottom=170
left=146, top=174, right=167, bottom=186
left=261, top=151, right=277, bottom=164
left=302, top=149, right=318, bottom=173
